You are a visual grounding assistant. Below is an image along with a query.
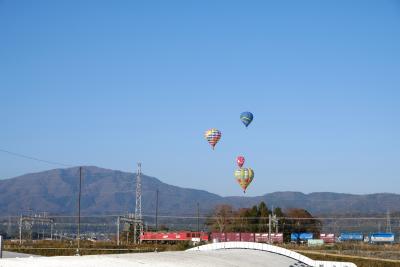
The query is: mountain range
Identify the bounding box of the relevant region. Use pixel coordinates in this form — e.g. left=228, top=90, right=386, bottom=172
left=0, top=166, right=398, bottom=216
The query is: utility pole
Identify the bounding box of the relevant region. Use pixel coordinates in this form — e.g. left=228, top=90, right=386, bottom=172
left=268, top=214, right=272, bottom=244
left=386, top=210, right=392, bottom=233
left=116, top=216, right=120, bottom=246
left=155, top=189, right=159, bottom=231
left=7, top=216, right=11, bottom=237
left=19, top=215, right=22, bottom=245
left=77, top=166, right=82, bottom=256
left=272, top=214, right=278, bottom=233
left=197, top=202, right=200, bottom=233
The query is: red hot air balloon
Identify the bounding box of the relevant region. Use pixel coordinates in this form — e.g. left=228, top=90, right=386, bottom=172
left=237, top=156, right=245, bottom=168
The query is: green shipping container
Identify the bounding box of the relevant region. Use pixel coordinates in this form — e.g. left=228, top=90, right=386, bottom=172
left=307, top=239, right=324, bottom=247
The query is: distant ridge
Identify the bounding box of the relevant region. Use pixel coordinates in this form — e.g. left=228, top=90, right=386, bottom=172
left=0, top=166, right=399, bottom=216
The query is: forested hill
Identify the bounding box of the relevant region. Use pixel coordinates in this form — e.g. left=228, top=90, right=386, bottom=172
left=0, top=166, right=398, bottom=216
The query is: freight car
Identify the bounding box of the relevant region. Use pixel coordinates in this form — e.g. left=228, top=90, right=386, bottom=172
left=319, top=233, right=335, bottom=244
left=211, top=232, right=283, bottom=244
left=369, top=232, right=395, bottom=244
left=290, top=232, right=314, bottom=243
left=338, top=232, right=364, bottom=242
left=140, top=231, right=209, bottom=243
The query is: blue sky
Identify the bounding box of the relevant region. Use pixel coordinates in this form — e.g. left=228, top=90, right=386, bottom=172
left=0, top=0, right=399, bottom=196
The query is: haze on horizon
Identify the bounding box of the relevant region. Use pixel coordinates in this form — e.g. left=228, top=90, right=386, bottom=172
left=1, top=0, right=399, bottom=196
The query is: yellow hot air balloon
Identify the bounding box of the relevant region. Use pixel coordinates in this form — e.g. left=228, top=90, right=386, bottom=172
left=234, top=168, right=254, bottom=193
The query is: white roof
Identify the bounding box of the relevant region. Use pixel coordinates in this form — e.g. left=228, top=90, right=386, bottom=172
left=0, top=249, right=309, bottom=267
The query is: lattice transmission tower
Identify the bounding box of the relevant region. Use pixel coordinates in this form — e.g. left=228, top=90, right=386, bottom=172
left=133, top=162, right=143, bottom=244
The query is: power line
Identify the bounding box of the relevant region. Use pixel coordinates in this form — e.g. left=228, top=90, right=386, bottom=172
left=2, top=214, right=400, bottom=221
left=0, top=148, right=73, bottom=167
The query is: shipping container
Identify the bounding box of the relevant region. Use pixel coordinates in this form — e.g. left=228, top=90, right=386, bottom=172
left=254, top=233, right=283, bottom=244
left=291, top=233, right=314, bottom=242
left=211, top=232, right=226, bottom=242
left=307, top=239, right=324, bottom=247
left=319, top=233, right=335, bottom=243
left=270, top=233, right=284, bottom=244
left=240, top=233, right=255, bottom=242
left=369, top=233, right=395, bottom=243
left=254, top=233, right=269, bottom=243
left=225, top=232, right=241, bottom=242
left=338, top=232, right=363, bottom=242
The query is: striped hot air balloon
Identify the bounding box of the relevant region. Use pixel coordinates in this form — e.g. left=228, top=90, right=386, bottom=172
left=204, top=128, right=222, bottom=150
left=234, top=167, right=254, bottom=193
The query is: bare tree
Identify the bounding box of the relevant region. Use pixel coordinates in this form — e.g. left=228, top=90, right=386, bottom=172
left=212, top=205, right=234, bottom=233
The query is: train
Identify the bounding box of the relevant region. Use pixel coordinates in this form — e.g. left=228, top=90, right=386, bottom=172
left=140, top=231, right=396, bottom=244
left=140, top=231, right=283, bottom=244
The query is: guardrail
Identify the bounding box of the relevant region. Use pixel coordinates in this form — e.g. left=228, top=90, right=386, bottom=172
left=187, top=241, right=357, bottom=267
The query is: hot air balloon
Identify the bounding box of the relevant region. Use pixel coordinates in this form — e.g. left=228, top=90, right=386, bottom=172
left=234, top=167, right=254, bottom=193
left=240, top=112, right=253, bottom=128
left=236, top=156, right=245, bottom=168
left=204, top=128, right=222, bottom=150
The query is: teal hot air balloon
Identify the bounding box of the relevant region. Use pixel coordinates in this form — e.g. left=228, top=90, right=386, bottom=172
left=240, top=112, right=253, bottom=128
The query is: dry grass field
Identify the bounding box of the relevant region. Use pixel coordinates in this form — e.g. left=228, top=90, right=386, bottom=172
left=3, top=240, right=189, bottom=256
left=284, top=243, right=400, bottom=267
left=283, top=243, right=400, bottom=260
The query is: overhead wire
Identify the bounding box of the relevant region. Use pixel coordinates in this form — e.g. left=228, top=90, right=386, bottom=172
left=0, top=148, right=74, bottom=167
